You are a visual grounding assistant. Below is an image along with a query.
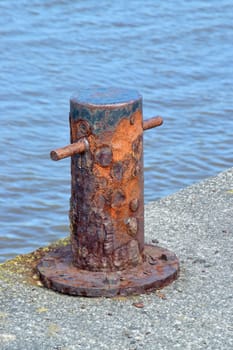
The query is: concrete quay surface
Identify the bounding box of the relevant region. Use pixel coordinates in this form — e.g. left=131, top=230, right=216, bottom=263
left=0, top=168, right=232, bottom=350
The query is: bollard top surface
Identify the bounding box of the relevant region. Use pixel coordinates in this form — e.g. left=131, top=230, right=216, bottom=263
left=70, top=87, right=143, bottom=133
left=70, top=87, right=142, bottom=106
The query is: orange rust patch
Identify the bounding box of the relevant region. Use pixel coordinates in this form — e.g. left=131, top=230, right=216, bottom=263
left=92, top=112, right=143, bottom=244
left=124, top=177, right=140, bottom=202
left=93, top=163, right=111, bottom=182
left=111, top=110, right=143, bottom=162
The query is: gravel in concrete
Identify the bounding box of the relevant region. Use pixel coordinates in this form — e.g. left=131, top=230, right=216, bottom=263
left=0, top=168, right=233, bottom=350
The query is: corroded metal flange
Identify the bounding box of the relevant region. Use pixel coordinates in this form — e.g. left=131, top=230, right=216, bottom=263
left=37, top=244, right=179, bottom=297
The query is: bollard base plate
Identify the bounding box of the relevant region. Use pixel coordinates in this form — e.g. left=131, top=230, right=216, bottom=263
left=37, top=244, right=179, bottom=297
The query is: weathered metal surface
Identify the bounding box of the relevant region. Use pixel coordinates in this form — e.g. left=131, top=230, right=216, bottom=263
left=143, top=116, right=163, bottom=130
left=69, top=89, right=144, bottom=272
left=37, top=244, right=179, bottom=297
left=37, top=87, right=179, bottom=296
left=50, top=138, right=88, bottom=161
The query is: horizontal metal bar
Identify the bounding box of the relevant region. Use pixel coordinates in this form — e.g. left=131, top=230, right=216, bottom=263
left=143, top=116, right=163, bottom=131
left=50, top=138, right=88, bottom=161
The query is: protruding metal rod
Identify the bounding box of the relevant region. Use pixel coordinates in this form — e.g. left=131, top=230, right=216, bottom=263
left=143, top=116, right=163, bottom=131
left=50, top=138, right=88, bottom=161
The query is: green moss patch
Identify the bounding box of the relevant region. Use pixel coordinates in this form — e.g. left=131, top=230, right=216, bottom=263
left=0, top=237, right=70, bottom=285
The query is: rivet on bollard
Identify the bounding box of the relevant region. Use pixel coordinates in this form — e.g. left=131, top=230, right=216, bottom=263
left=37, top=87, right=179, bottom=297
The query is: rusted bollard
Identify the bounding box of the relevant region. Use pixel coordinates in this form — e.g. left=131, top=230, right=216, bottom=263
left=37, top=88, right=179, bottom=297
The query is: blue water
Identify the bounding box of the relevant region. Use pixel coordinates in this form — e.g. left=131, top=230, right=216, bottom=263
left=0, top=0, right=232, bottom=262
